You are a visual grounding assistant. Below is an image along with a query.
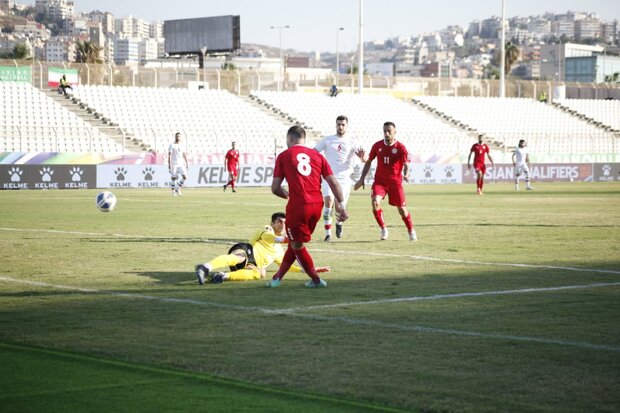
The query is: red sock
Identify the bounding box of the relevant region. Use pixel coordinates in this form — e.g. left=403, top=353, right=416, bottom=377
left=373, top=208, right=386, bottom=228
left=480, top=178, right=484, bottom=191
left=294, top=247, right=320, bottom=283
left=402, top=212, right=413, bottom=232
left=476, top=177, right=482, bottom=190
left=273, top=247, right=296, bottom=280
left=231, top=178, right=236, bottom=189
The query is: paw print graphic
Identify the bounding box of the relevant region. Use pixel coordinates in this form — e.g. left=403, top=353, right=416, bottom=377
left=8, top=167, right=23, bottom=182
left=444, top=166, right=454, bottom=178
left=142, top=167, right=155, bottom=181
left=423, top=166, right=433, bottom=178
left=69, top=167, right=83, bottom=182
left=602, top=164, right=611, bottom=176
left=40, top=167, right=54, bottom=182
left=114, top=167, right=128, bottom=181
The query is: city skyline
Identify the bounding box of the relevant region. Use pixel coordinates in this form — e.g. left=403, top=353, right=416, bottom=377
left=26, top=0, right=620, bottom=53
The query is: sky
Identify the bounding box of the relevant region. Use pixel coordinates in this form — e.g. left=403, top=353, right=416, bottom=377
left=32, top=0, right=620, bottom=52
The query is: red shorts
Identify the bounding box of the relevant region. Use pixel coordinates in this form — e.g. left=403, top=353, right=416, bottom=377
left=285, top=202, right=322, bottom=243
left=227, top=166, right=238, bottom=177
left=372, top=182, right=407, bottom=207
left=474, top=162, right=486, bottom=175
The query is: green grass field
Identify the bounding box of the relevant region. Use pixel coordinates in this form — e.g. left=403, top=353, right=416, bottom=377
left=1, top=182, right=619, bottom=412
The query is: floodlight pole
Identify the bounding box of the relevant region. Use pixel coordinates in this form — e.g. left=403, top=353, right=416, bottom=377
left=336, top=27, right=344, bottom=87
left=200, top=47, right=207, bottom=90
left=358, top=0, right=364, bottom=95
left=271, top=25, right=290, bottom=92
left=499, top=0, right=506, bottom=98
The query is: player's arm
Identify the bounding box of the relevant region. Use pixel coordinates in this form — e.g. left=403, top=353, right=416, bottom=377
left=526, top=153, right=530, bottom=167
left=224, top=153, right=228, bottom=171
left=354, top=159, right=372, bottom=191
left=168, top=149, right=172, bottom=171
left=487, top=151, right=495, bottom=167
left=467, top=150, right=473, bottom=169
left=512, top=151, right=516, bottom=166
left=325, top=175, right=348, bottom=222
left=183, top=151, right=189, bottom=168
left=271, top=177, right=289, bottom=200
left=402, top=161, right=410, bottom=183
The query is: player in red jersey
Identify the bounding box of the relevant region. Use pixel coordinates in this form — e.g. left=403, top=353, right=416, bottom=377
left=467, top=134, right=495, bottom=195
left=223, top=141, right=240, bottom=192
left=268, top=125, right=348, bottom=288
left=354, top=122, right=417, bottom=241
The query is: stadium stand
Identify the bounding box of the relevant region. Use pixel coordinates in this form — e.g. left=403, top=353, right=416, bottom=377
left=554, top=99, right=620, bottom=133
left=251, top=91, right=475, bottom=153
left=69, top=85, right=289, bottom=154
left=414, top=96, right=618, bottom=154
left=0, top=83, right=123, bottom=153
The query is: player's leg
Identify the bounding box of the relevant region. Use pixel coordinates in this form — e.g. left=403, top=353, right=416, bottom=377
left=321, top=180, right=334, bottom=241
left=177, top=171, right=187, bottom=196
left=195, top=253, right=245, bottom=285
left=515, top=167, right=520, bottom=191
left=231, top=170, right=237, bottom=192
left=524, top=166, right=533, bottom=190
left=389, top=185, right=416, bottom=241
left=371, top=184, right=388, bottom=239
left=225, top=268, right=262, bottom=281
left=335, top=181, right=351, bottom=238
left=170, top=170, right=178, bottom=196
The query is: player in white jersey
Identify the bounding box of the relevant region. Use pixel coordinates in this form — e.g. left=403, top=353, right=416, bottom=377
left=314, top=115, right=366, bottom=241
left=512, top=139, right=533, bottom=191
left=168, top=132, right=189, bottom=196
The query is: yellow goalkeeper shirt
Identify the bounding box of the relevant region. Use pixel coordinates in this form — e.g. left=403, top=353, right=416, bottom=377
left=249, top=225, right=301, bottom=272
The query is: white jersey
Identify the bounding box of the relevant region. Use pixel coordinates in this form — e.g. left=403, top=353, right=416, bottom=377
left=513, top=147, right=528, bottom=166
left=168, top=143, right=185, bottom=167
left=314, top=134, right=362, bottom=180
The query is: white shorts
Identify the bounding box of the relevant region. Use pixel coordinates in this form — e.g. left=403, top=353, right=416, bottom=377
left=321, top=177, right=352, bottom=205
left=515, top=164, right=530, bottom=177
left=170, top=166, right=187, bottom=179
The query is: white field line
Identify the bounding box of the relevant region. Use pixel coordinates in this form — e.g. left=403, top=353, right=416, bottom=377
left=311, top=248, right=620, bottom=275
left=3, top=226, right=620, bottom=276
left=272, top=282, right=620, bottom=313
left=1, top=275, right=619, bottom=353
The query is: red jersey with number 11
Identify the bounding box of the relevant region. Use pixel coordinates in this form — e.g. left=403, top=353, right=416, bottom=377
left=368, top=139, right=409, bottom=185
left=273, top=145, right=333, bottom=205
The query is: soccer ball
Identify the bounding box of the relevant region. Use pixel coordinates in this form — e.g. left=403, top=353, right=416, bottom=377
left=95, top=191, right=117, bottom=212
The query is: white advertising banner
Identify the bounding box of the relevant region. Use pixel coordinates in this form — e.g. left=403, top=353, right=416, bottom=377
left=410, top=163, right=463, bottom=184
left=96, top=164, right=275, bottom=188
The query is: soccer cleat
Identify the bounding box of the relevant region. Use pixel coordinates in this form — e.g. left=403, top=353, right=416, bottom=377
left=305, top=279, right=327, bottom=288
left=266, top=278, right=281, bottom=288
left=232, top=189, right=237, bottom=193
left=223, top=184, right=227, bottom=192
left=335, top=224, right=343, bottom=238
left=176, top=187, right=182, bottom=197
left=380, top=227, right=389, bottom=240
left=210, top=271, right=224, bottom=284
left=195, top=264, right=209, bottom=285
left=476, top=188, right=481, bottom=195
left=526, top=186, right=534, bottom=190
left=324, top=234, right=332, bottom=242
left=172, top=188, right=177, bottom=197
left=409, top=229, right=418, bottom=241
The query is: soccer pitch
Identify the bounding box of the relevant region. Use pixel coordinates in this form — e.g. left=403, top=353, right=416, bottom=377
left=1, top=182, right=619, bottom=412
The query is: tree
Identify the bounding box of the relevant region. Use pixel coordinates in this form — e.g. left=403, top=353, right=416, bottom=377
left=504, top=41, right=520, bottom=76
left=605, top=72, right=619, bottom=84
left=75, top=40, right=102, bottom=63
left=221, top=62, right=237, bottom=70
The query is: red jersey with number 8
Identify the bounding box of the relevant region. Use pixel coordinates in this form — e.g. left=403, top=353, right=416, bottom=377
left=274, top=145, right=333, bottom=205
left=368, top=140, right=409, bottom=185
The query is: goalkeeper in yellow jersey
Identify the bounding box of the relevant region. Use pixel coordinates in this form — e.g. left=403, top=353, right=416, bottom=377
left=194, top=212, right=330, bottom=284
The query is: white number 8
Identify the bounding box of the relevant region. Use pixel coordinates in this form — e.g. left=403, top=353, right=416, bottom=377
left=296, top=153, right=311, bottom=176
